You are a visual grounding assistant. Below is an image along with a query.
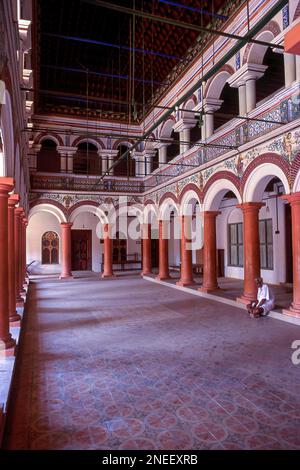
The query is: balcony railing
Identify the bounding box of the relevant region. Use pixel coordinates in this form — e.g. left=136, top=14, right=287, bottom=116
left=145, top=84, right=300, bottom=189
left=30, top=84, right=300, bottom=195
left=30, top=173, right=144, bottom=193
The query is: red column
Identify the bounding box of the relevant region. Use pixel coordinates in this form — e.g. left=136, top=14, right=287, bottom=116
left=141, top=223, right=152, bottom=276
left=237, top=202, right=264, bottom=303
left=156, top=220, right=170, bottom=280
left=19, top=210, right=26, bottom=294
left=199, top=211, right=220, bottom=292
left=60, top=222, right=73, bottom=279
left=176, top=216, right=194, bottom=286
left=0, top=177, right=16, bottom=356
left=282, top=193, right=300, bottom=317
left=20, top=216, right=26, bottom=290
left=102, top=223, right=114, bottom=278
left=22, top=217, right=28, bottom=285
left=15, top=207, right=24, bottom=305
left=8, top=194, right=21, bottom=324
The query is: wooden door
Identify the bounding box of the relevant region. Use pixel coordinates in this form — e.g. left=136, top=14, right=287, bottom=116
left=71, top=230, right=92, bottom=271
left=42, top=231, right=59, bottom=264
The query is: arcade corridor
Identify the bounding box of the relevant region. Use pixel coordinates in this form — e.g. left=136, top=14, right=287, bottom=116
left=3, top=274, right=300, bottom=450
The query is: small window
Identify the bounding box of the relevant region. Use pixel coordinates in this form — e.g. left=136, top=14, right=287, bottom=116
left=228, top=223, right=243, bottom=267
left=259, top=219, right=273, bottom=270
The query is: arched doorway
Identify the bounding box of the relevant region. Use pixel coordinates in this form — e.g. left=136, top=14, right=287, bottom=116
left=74, top=142, right=100, bottom=175
left=42, top=231, right=59, bottom=264
left=37, top=139, right=60, bottom=173
left=114, top=144, right=135, bottom=176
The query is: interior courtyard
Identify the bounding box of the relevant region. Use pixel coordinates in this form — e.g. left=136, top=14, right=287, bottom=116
left=1, top=0, right=300, bottom=452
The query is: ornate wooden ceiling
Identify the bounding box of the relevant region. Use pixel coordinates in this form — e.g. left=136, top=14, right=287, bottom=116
left=34, top=0, right=238, bottom=123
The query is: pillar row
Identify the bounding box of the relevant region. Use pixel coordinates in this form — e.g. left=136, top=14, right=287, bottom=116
left=0, top=177, right=16, bottom=356
left=8, top=194, right=21, bottom=324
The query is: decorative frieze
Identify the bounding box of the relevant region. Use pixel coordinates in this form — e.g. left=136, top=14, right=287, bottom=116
left=29, top=192, right=142, bottom=209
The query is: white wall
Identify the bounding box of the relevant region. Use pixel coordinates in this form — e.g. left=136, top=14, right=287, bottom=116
left=169, top=217, right=180, bottom=266
left=27, top=211, right=62, bottom=273
left=72, top=212, right=102, bottom=272
left=216, top=195, right=287, bottom=284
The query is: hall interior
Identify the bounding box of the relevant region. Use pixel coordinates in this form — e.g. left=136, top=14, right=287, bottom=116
left=1, top=0, right=300, bottom=451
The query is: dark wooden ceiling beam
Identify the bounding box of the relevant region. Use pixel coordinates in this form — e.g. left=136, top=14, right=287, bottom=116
left=81, top=0, right=284, bottom=50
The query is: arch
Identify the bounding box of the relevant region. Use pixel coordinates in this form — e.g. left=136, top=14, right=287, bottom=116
left=291, top=153, right=300, bottom=192
left=159, top=117, right=176, bottom=140
left=143, top=203, right=159, bottom=224
left=113, top=138, right=134, bottom=150
left=181, top=95, right=197, bottom=119
left=180, top=188, right=202, bottom=216
left=243, top=21, right=281, bottom=65
left=179, top=183, right=203, bottom=204
left=203, top=174, right=242, bottom=211
left=69, top=203, right=108, bottom=224
left=37, top=139, right=60, bottom=173
left=204, top=65, right=234, bottom=99
left=29, top=202, right=67, bottom=224
left=292, top=166, right=300, bottom=193
left=158, top=191, right=178, bottom=207
left=73, top=141, right=101, bottom=175
left=144, top=198, right=156, bottom=206
left=35, top=132, right=63, bottom=147
left=0, top=89, right=14, bottom=176
left=243, top=162, right=290, bottom=202
left=72, top=136, right=105, bottom=150
left=159, top=197, right=180, bottom=220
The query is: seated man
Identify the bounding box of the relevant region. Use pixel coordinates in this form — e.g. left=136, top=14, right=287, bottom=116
left=247, top=277, right=275, bottom=318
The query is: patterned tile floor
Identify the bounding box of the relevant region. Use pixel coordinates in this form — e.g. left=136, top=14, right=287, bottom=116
left=3, top=272, right=300, bottom=450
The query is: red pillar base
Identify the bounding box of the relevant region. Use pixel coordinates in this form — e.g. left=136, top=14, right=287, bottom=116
left=9, top=312, right=21, bottom=324
left=101, top=273, right=116, bottom=278
left=0, top=338, right=16, bottom=357
left=59, top=274, right=73, bottom=280
left=236, top=295, right=254, bottom=305
left=155, top=275, right=170, bottom=281
left=176, top=280, right=195, bottom=287
left=199, top=285, right=220, bottom=293
left=9, top=319, right=21, bottom=327
left=282, top=306, right=300, bottom=318
left=141, top=272, right=152, bottom=277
